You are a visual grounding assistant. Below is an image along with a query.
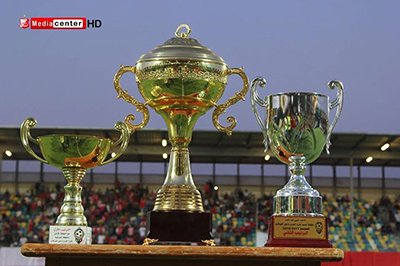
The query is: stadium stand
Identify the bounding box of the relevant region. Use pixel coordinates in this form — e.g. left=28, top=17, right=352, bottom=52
left=0, top=182, right=399, bottom=251
left=324, top=196, right=400, bottom=251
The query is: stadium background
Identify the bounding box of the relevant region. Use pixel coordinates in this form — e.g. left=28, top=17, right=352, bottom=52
left=1, top=0, right=400, bottom=266
left=1, top=129, right=400, bottom=266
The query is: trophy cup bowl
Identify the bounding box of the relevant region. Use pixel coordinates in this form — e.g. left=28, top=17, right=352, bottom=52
left=20, top=118, right=130, bottom=244
left=251, top=77, right=344, bottom=247
left=114, top=24, right=249, bottom=245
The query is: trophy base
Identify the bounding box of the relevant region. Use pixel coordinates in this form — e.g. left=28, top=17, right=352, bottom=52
left=49, top=225, right=92, bottom=244
left=265, top=215, right=331, bottom=248
left=146, top=210, right=213, bottom=245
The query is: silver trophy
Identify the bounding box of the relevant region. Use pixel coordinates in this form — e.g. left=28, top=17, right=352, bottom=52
left=250, top=77, right=343, bottom=247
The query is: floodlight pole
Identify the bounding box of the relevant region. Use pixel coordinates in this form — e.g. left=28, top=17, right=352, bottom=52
left=350, top=156, right=355, bottom=242
left=285, top=166, right=288, bottom=182
left=236, top=163, right=240, bottom=188
left=357, top=166, right=361, bottom=199
left=115, top=162, right=118, bottom=187
left=0, top=149, right=3, bottom=193
left=139, top=162, right=143, bottom=185
left=382, top=166, right=386, bottom=197
left=332, top=166, right=337, bottom=199
left=90, top=169, right=94, bottom=187
left=15, top=159, right=19, bottom=194
left=261, top=164, right=265, bottom=195
left=40, top=162, right=44, bottom=183
left=212, top=162, right=216, bottom=185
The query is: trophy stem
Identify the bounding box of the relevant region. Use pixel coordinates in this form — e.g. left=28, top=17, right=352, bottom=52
left=153, top=147, right=204, bottom=212
left=274, top=156, right=322, bottom=216
left=56, top=167, right=88, bottom=226
left=146, top=146, right=212, bottom=243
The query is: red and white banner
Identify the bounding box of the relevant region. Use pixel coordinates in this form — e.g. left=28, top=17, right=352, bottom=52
left=30, top=17, right=86, bottom=30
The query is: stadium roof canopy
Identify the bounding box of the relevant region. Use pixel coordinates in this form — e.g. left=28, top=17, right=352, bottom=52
left=0, top=127, right=399, bottom=166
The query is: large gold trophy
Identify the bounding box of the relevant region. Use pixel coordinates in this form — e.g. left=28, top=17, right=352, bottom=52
left=114, top=24, right=249, bottom=245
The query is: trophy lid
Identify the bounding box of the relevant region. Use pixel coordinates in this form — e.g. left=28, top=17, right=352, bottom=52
left=137, top=24, right=226, bottom=65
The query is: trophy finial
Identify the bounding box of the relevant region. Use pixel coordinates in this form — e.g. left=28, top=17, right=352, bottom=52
left=175, top=24, right=192, bottom=38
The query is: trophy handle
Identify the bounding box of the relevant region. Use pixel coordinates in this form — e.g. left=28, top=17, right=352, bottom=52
left=100, top=122, right=130, bottom=166
left=325, top=80, right=344, bottom=154
left=20, top=118, right=48, bottom=164
left=250, top=77, right=269, bottom=152
left=114, top=65, right=150, bottom=133
left=212, top=67, right=249, bottom=136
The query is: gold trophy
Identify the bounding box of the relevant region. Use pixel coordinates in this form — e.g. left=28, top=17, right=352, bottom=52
left=114, top=24, right=249, bottom=245
left=20, top=118, right=130, bottom=244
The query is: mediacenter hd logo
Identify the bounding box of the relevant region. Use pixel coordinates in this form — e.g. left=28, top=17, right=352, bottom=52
left=19, top=15, right=102, bottom=30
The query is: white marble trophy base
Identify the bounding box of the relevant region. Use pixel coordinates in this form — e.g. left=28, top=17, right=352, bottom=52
left=49, top=225, right=92, bottom=244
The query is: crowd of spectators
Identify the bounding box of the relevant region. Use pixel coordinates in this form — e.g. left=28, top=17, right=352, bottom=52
left=0, top=181, right=399, bottom=249
left=0, top=182, right=155, bottom=246
left=203, top=181, right=257, bottom=245
left=322, top=195, right=400, bottom=234
left=322, top=195, right=400, bottom=251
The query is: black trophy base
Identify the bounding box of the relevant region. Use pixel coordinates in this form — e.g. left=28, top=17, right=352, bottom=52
left=146, top=210, right=213, bottom=245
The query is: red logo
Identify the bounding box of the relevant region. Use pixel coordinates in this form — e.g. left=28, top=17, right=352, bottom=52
left=19, top=16, right=29, bottom=29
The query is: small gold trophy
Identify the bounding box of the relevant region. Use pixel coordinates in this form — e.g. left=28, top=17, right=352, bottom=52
left=20, top=118, right=130, bottom=244
left=114, top=24, right=249, bottom=245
